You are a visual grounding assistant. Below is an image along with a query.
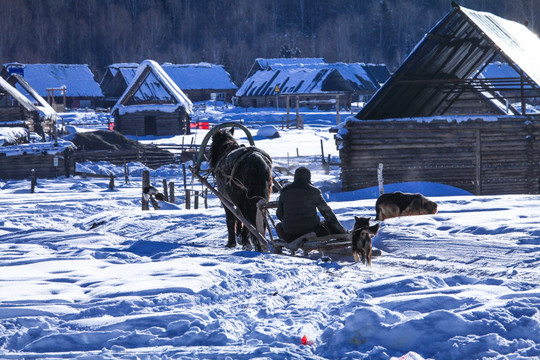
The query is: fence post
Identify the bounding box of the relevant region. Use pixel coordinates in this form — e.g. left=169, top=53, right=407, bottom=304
left=30, top=169, right=36, bottom=193
left=186, top=189, right=191, bottom=209
left=204, top=189, right=208, bottom=209
left=378, top=163, right=384, bottom=196
left=142, top=170, right=150, bottom=210
left=194, top=190, right=199, bottom=209
left=162, top=179, right=169, bottom=202
left=169, top=182, right=175, bottom=203
left=320, top=139, right=326, bottom=164
left=109, top=173, right=115, bottom=191
left=182, top=163, right=187, bottom=194
left=124, top=161, right=129, bottom=184
left=475, top=128, right=482, bottom=196
left=325, top=154, right=331, bottom=175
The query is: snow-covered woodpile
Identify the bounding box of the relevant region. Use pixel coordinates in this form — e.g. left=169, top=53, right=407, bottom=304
left=336, top=116, right=540, bottom=195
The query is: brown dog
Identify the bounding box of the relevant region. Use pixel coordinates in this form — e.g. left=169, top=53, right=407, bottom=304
left=375, top=192, right=438, bottom=221
left=351, top=216, right=379, bottom=266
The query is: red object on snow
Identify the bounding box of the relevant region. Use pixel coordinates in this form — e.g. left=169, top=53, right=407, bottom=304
left=301, top=335, right=308, bottom=345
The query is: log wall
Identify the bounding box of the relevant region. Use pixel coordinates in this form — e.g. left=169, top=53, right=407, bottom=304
left=337, top=116, right=540, bottom=195
left=0, top=107, right=33, bottom=127
left=115, top=110, right=189, bottom=136
left=0, top=151, right=75, bottom=180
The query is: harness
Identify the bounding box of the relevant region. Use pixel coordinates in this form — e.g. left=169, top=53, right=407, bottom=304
left=210, top=146, right=272, bottom=199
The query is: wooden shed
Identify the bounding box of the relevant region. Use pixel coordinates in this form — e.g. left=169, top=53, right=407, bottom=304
left=236, top=61, right=389, bottom=109
left=245, top=58, right=326, bottom=79
left=1, top=63, right=104, bottom=110
left=236, top=67, right=353, bottom=109
left=112, top=60, right=193, bottom=137
left=161, top=63, right=238, bottom=103
left=99, top=63, right=138, bottom=108
left=101, top=62, right=237, bottom=107
left=340, top=4, right=540, bottom=196
left=0, top=140, right=75, bottom=180
left=0, top=75, right=58, bottom=139
left=356, top=3, right=540, bottom=120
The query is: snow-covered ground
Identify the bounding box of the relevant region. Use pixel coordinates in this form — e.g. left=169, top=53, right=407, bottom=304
left=1, top=105, right=540, bottom=359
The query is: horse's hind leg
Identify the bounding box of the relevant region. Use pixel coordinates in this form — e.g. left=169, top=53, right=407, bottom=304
left=241, top=225, right=253, bottom=251
left=235, top=219, right=243, bottom=246
left=224, top=209, right=237, bottom=248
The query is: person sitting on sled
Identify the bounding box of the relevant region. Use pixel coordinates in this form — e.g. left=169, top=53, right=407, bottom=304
left=276, top=167, right=348, bottom=242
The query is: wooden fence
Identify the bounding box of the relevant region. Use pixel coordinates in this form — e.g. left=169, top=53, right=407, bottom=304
left=336, top=116, right=540, bottom=195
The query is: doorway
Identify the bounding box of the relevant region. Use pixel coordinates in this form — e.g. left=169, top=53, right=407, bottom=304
left=144, top=116, right=157, bottom=135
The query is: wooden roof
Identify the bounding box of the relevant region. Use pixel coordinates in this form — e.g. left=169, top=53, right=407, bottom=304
left=356, top=2, right=540, bottom=120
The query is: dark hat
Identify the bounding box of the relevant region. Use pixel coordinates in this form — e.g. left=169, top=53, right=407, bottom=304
left=294, top=166, right=311, bottom=183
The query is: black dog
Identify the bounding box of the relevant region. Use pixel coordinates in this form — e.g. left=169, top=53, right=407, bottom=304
left=351, top=216, right=379, bottom=266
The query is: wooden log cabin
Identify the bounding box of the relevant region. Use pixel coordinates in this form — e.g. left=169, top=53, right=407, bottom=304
left=0, top=75, right=58, bottom=140
left=340, top=4, right=540, bottom=196
left=112, top=60, right=193, bottom=136
left=1, top=63, right=104, bottom=110
left=0, top=140, right=75, bottom=179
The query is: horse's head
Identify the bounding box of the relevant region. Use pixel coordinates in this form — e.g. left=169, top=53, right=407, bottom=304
left=209, top=127, right=240, bottom=168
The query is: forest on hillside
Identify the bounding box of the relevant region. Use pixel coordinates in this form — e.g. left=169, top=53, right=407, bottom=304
left=0, top=0, right=539, bottom=85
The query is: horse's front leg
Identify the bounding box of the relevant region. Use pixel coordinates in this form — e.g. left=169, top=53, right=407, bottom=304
left=224, top=208, right=237, bottom=248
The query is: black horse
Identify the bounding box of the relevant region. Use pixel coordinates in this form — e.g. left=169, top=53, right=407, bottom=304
left=209, top=127, right=273, bottom=251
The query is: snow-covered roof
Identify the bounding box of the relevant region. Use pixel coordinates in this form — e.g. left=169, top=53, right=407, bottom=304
left=246, top=57, right=327, bottom=79
left=460, top=6, right=540, bottom=87
left=0, top=127, right=27, bottom=146
left=161, top=63, right=237, bottom=91
left=0, top=138, right=75, bottom=156
left=0, top=76, right=39, bottom=113
left=255, top=57, right=326, bottom=69
left=357, top=4, right=540, bottom=120
left=7, top=74, right=58, bottom=119
left=236, top=67, right=353, bottom=97
left=0, top=75, right=57, bottom=121
left=100, top=63, right=138, bottom=85
left=117, top=67, right=138, bottom=82
left=3, top=63, right=103, bottom=98
left=112, top=60, right=193, bottom=115
left=270, top=62, right=389, bottom=91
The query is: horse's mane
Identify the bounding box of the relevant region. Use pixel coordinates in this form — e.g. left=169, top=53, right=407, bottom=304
left=209, top=129, right=241, bottom=168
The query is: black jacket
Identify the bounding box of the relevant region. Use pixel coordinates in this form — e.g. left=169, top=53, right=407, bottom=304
left=276, top=169, right=346, bottom=236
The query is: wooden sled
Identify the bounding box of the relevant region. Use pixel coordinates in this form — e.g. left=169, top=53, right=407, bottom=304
left=256, top=199, right=365, bottom=260
left=190, top=122, right=372, bottom=260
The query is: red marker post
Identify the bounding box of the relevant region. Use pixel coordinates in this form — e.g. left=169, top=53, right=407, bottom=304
left=300, top=335, right=313, bottom=346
